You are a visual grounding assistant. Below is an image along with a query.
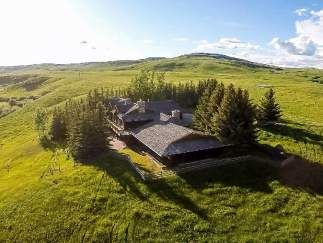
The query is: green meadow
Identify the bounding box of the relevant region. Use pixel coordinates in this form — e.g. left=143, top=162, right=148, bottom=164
left=0, top=55, right=322, bottom=242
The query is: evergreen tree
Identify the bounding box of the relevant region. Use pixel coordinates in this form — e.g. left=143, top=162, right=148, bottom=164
left=49, top=107, right=67, bottom=143
left=214, top=85, right=257, bottom=144
left=126, top=71, right=218, bottom=108
left=208, top=83, right=225, bottom=132
left=67, top=96, right=111, bottom=161
left=68, top=115, right=85, bottom=160
left=193, top=87, right=214, bottom=132
left=34, top=108, right=48, bottom=138
left=258, top=88, right=282, bottom=124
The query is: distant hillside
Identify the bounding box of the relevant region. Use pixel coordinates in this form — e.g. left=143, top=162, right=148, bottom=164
left=182, top=53, right=280, bottom=69
left=0, top=53, right=281, bottom=74
left=135, top=53, right=283, bottom=73
left=0, top=57, right=166, bottom=73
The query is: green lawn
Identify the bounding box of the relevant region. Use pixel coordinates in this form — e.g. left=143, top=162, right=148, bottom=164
left=0, top=56, right=322, bottom=241
left=120, top=148, right=162, bottom=174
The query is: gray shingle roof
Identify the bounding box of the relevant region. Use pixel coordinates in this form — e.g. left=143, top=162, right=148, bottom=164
left=109, top=98, right=180, bottom=116
left=112, top=99, right=182, bottom=123
left=109, top=97, right=134, bottom=113
left=131, top=122, right=224, bottom=157
left=146, top=100, right=181, bottom=114
left=108, top=98, right=224, bottom=157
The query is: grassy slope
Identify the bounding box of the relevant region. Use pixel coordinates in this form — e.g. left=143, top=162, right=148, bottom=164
left=0, top=56, right=322, bottom=242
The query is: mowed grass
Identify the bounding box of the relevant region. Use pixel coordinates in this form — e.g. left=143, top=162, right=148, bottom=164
left=0, top=57, right=323, bottom=241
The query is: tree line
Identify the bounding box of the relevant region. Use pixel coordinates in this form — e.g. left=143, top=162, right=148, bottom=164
left=34, top=89, right=111, bottom=161
left=104, top=70, right=218, bottom=108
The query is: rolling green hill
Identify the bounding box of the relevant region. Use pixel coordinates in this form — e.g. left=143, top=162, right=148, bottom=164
left=0, top=53, right=322, bottom=242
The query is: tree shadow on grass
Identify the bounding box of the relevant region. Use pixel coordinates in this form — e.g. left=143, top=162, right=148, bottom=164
left=77, top=146, right=323, bottom=220
left=279, top=156, right=323, bottom=195
left=179, top=154, right=323, bottom=196
left=179, top=160, right=276, bottom=194
left=80, top=151, right=208, bottom=219
left=262, top=121, right=323, bottom=146
left=144, top=178, right=208, bottom=220
left=80, top=152, right=148, bottom=201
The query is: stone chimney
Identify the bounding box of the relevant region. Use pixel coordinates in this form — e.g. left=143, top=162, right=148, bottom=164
left=171, top=109, right=181, bottom=119
left=137, top=99, right=146, bottom=113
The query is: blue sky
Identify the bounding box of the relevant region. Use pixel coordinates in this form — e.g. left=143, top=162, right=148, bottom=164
left=0, top=0, right=322, bottom=67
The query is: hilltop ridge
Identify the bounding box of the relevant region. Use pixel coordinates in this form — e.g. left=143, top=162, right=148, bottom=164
left=0, top=53, right=281, bottom=73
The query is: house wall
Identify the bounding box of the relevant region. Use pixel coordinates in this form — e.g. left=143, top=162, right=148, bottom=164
left=124, top=120, right=153, bottom=129
left=168, top=146, right=230, bottom=165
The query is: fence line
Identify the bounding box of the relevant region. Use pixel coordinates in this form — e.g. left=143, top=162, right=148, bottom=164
left=123, top=154, right=279, bottom=181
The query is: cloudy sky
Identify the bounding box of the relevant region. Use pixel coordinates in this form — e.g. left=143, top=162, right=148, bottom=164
left=0, top=0, right=322, bottom=68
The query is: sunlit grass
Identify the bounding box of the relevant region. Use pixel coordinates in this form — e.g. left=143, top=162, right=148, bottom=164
left=0, top=57, right=322, bottom=241
left=120, top=148, right=162, bottom=174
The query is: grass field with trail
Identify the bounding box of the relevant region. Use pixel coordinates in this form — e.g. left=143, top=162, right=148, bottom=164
left=0, top=55, right=322, bottom=241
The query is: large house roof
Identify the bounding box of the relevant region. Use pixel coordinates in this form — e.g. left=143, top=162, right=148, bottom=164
left=108, top=98, right=224, bottom=158
left=131, top=122, right=224, bottom=157
left=110, top=98, right=182, bottom=123
left=146, top=100, right=181, bottom=114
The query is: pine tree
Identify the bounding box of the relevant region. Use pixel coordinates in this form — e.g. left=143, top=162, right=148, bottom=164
left=67, top=96, right=111, bottom=161
left=34, top=108, right=48, bottom=139
left=49, top=108, right=67, bottom=143
left=208, top=83, right=225, bottom=133
left=258, top=88, right=281, bottom=124
left=214, top=85, right=257, bottom=144
left=68, top=115, right=85, bottom=160
left=193, top=87, right=214, bottom=132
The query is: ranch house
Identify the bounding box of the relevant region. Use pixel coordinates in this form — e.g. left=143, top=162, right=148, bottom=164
left=107, top=97, right=229, bottom=166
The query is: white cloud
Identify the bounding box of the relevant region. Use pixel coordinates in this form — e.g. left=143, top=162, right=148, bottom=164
left=270, top=36, right=317, bottom=56
left=266, top=9, right=323, bottom=67
left=191, top=9, right=323, bottom=68
left=229, top=48, right=323, bottom=68
left=191, top=9, right=323, bottom=69
left=194, top=38, right=259, bottom=52
left=295, top=8, right=308, bottom=16
left=295, top=10, right=323, bottom=49
left=271, top=10, right=323, bottom=57
left=173, top=37, right=189, bottom=42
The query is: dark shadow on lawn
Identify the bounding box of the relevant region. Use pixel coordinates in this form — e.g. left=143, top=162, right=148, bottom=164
left=145, top=178, right=208, bottom=220
left=78, top=145, right=323, bottom=219
left=262, top=122, right=323, bottom=146
left=81, top=152, right=148, bottom=201
left=179, top=160, right=276, bottom=194
left=279, top=156, right=323, bottom=195
left=79, top=152, right=207, bottom=219
left=179, top=155, right=323, bottom=196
